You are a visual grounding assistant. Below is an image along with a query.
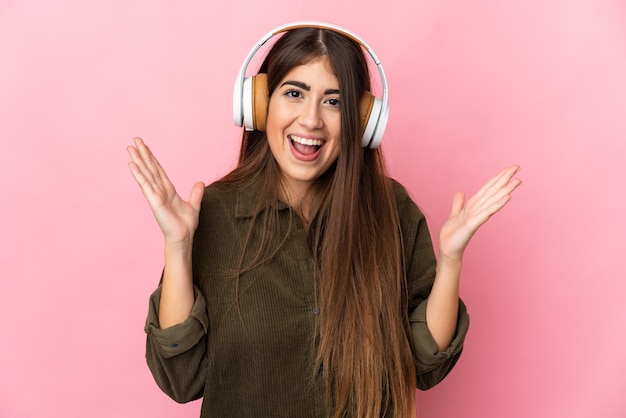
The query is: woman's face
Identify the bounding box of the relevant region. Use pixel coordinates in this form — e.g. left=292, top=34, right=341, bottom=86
left=266, top=57, right=341, bottom=200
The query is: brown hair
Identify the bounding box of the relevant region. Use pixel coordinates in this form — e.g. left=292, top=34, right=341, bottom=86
left=216, top=27, right=416, bottom=417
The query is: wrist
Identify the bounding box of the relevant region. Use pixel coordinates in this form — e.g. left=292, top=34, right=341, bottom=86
left=437, top=251, right=463, bottom=269
left=164, top=236, right=194, bottom=254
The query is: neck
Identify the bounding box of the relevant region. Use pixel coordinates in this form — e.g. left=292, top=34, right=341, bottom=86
left=279, top=181, right=312, bottom=227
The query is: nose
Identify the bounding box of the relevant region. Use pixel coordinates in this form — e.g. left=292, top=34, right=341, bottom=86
left=298, top=100, right=324, bottom=130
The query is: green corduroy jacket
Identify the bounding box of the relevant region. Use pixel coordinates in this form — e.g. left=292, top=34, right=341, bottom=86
left=145, top=180, right=469, bottom=417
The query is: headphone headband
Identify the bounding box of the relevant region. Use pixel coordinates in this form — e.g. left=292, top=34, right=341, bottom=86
left=233, top=21, right=389, bottom=148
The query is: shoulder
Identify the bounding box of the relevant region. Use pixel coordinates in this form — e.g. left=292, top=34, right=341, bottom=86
left=200, top=181, right=260, bottom=220
left=199, top=182, right=233, bottom=209
left=202, top=181, right=235, bottom=201
left=389, top=178, right=425, bottom=221
left=390, top=178, right=411, bottom=203
left=196, top=182, right=241, bottom=220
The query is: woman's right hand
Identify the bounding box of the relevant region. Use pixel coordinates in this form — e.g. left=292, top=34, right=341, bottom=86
left=127, top=137, right=205, bottom=245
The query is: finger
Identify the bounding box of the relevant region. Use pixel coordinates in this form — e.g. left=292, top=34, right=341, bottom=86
left=130, top=138, right=174, bottom=193
left=127, top=145, right=149, bottom=186
left=127, top=143, right=149, bottom=171
left=188, top=182, right=206, bottom=211
left=128, top=160, right=157, bottom=201
left=135, top=137, right=174, bottom=186
left=475, top=165, right=521, bottom=201
left=132, top=137, right=161, bottom=179
left=127, top=140, right=156, bottom=180
left=491, top=165, right=521, bottom=193
left=449, top=191, right=465, bottom=218
left=127, top=142, right=174, bottom=207
left=482, top=175, right=523, bottom=209
left=127, top=145, right=161, bottom=193
left=477, top=177, right=522, bottom=220
left=483, top=193, right=513, bottom=220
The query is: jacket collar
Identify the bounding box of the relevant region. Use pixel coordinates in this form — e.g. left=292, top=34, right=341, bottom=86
left=234, top=187, right=291, bottom=219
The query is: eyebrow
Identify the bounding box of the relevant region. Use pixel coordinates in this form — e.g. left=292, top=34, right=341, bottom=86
left=280, top=80, right=340, bottom=95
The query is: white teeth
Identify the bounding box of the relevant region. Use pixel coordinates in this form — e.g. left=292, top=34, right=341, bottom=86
left=290, top=135, right=322, bottom=147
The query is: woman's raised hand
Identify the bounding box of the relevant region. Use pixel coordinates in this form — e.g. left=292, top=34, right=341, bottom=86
left=438, top=165, right=522, bottom=263
left=127, top=137, right=205, bottom=245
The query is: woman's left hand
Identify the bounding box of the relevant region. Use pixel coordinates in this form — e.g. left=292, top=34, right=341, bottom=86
left=438, top=165, right=522, bottom=263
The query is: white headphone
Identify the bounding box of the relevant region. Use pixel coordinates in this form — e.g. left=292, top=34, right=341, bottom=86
left=232, top=21, right=390, bottom=149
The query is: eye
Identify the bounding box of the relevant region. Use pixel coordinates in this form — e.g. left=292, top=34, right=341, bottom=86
left=326, top=98, right=341, bottom=108
left=284, top=89, right=302, bottom=99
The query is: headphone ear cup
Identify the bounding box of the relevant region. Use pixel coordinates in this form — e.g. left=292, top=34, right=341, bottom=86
left=359, top=92, right=375, bottom=137
left=241, top=74, right=269, bottom=131
left=242, top=74, right=269, bottom=131
left=360, top=91, right=383, bottom=148
left=251, top=74, right=269, bottom=131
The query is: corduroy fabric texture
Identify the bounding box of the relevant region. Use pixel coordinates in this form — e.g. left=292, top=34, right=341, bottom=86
left=144, top=180, right=469, bottom=417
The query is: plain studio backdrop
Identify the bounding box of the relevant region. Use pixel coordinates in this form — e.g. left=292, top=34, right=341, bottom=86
left=1, top=1, right=624, bottom=417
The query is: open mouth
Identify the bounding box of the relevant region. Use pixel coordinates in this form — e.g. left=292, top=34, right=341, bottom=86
left=288, top=134, right=324, bottom=156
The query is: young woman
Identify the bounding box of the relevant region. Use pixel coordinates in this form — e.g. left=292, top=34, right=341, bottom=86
left=127, top=23, right=521, bottom=418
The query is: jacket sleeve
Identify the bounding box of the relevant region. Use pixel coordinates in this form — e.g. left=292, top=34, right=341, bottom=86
left=409, top=297, right=469, bottom=389
left=394, top=180, right=470, bottom=390
left=144, top=285, right=209, bottom=403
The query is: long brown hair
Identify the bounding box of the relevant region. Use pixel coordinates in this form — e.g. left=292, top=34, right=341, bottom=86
left=216, top=27, right=416, bottom=417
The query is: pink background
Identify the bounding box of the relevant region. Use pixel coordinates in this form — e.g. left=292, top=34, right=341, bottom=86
left=1, top=0, right=625, bottom=417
